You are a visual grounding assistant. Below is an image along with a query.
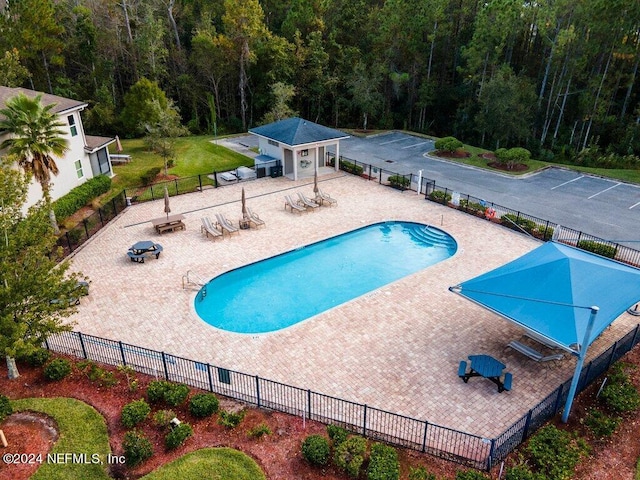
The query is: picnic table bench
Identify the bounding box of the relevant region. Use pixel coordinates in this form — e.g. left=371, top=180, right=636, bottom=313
left=151, top=214, right=186, bottom=234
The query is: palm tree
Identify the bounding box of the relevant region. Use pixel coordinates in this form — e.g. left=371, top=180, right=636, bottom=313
left=0, top=93, right=68, bottom=233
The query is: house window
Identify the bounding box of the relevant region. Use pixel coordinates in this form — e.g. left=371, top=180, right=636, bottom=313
left=300, top=149, right=308, bottom=157
left=68, top=115, right=78, bottom=136
left=268, top=139, right=279, bottom=147
left=74, top=159, right=84, bottom=179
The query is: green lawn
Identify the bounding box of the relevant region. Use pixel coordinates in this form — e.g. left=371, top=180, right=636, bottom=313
left=11, top=398, right=111, bottom=480
left=109, top=135, right=254, bottom=193
left=140, top=448, right=266, bottom=480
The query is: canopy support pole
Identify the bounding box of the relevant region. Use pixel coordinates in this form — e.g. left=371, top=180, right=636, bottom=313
left=561, top=306, right=599, bottom=423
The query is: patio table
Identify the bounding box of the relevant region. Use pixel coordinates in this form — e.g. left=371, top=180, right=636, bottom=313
left=459, top=354, right=511, bottom=392
left=127, top=241, right=163, bottom=263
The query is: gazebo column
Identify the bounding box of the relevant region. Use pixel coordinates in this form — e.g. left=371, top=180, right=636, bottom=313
left=334, top=142, right=340, bottom=172
left=315, top=145, right=320, bottom=174
left=293, top=148, right=298, bottom=180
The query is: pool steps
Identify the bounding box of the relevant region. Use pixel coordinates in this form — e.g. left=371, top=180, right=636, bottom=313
left=405, top=225, right=457, bottom=253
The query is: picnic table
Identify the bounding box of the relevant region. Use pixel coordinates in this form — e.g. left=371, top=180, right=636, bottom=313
left=151, top=214, right=185, bottom=234
left=127, top=241, right=163, bottom=263
left=458, top=354, right=512, bottom=393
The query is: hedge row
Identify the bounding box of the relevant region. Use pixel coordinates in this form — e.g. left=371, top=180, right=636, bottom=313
left=53, top=174, right=111, bottom=221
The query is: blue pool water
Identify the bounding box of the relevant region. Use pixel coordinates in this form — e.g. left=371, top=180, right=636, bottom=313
left=194, top=221, right=456, bottom=334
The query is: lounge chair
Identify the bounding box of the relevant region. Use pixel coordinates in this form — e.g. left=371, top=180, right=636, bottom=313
left=201, top=217, right=223, bottom=239
left=297, top=192, right=320, bottom=210
left=246, top=207, right=265, bottom=228
left=284, top=195, right=306, bottom=213
left=315, top=189, right=337, bottom=206
left=507, top=340, right=564, bottom=362
left=215, top=213, right=239, bottom=235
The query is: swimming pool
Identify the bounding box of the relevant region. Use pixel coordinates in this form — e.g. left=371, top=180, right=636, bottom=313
left=194, top=221, right=457, bottom=334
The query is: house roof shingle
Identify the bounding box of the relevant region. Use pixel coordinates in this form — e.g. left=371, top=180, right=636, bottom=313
left=0, top=86, right=87, bottom=120
left=249, top=117, right=348, bottom=146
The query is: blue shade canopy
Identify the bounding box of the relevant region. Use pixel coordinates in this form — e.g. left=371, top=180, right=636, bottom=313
left=451, top=242, right=640, bottom=354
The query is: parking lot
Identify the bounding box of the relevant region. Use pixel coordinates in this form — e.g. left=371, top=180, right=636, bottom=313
left=228, top=132, right=640, bottom=246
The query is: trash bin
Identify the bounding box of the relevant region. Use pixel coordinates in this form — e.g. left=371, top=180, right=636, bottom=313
left=270, top=166, right=283, bottom=178
left=256, top=167, right=266, bottom=178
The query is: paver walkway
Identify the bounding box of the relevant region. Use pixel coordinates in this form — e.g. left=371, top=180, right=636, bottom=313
left=67, top=173, right=638, bottom=438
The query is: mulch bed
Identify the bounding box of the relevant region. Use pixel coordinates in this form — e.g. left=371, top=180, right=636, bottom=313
left=0, top=359, right=461, bottom=479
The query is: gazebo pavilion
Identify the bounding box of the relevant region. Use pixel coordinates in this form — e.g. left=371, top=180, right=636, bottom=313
left=249, top=117, right=349, bottom=180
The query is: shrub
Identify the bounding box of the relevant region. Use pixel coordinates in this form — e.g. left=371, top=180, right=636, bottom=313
left=123, top=430, right=153, bottom=466
left=153, top=409, right=176, bottom=428
left=495, top=147, right=531, bottom=169
left=248, top=422, right=272, bottom=438
left=577, top=240, right=617, bottom=259
left=147, top=380, right=171, bottom=403
left=189, top=393, right=219, bottom=418
left=17, top=348, right=50, bottom=367
left=334, top=435, right=367, bottom=478
left=165, top=422, right=193, bottom=450
left=367, top=443, right=399, bottom=480
left=340, top=159, right=364, bottom=176
left=147, top=380, right=190, bottom=406
left=121, top=399, right=151, bottom=428
left=164, top=383, right=190, bottom=407
left=583, top=408, right=621, bottom=438
left=141, top=167, right=162, bottom=186
left=43, top=358, right=72, bottom=381
left=302, top=435, right=330, bottom=466
left=0, top=394, right=13, bottom=422
left=53, top=174, right=111, bottom=221
left=408, top=466, right=436, bottom=480
left=505, top=465, right=546, bottom=480
left=435, top=136, right=463, bottom=153
left=459, top=199, right=486, bottom=215
left=388, top=175, right=410, bottom=188
left=600, top=380, right=640, bottom=413
left=456, top=471, right=488, bottom=480
left=218, top=409, right=245, bottom=429
left=78, top=361, right=118, bottom=387
left=327, top=424, right=349, bottom=447
left=428, top=190, right=452, bottom=204
left=525, top=425, right=587, bottom=480
left=117, top=365, right=139, bottom=392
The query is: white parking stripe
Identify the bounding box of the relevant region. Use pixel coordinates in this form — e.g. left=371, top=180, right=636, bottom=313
left=379, top=138, right=406, bottom=145
left=630, top=201, right=640, bottom=210
left=550, top=175, right=584, bottom=190
left=402, top=141, right=429, bottom=149
left=588, top=183, right=620, bottom=199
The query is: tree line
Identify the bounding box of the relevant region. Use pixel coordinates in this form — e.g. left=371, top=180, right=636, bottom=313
left=1, top=0, right=639, bottom=162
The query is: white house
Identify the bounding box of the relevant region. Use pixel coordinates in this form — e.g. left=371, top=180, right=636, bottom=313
left=0, top=86, right=116, bottom=210
left=249, top=117, right=349, bottom=180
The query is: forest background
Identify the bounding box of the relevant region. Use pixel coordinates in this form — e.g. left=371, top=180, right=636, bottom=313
left=2, top=0, right=639, bottom=166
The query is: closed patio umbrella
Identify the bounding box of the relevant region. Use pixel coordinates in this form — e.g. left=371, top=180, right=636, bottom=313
left=241, top=187, right=248, bottom=220
left=163, top=185, right=171, bottom=219
left=115, top=135, right=123, bottom=153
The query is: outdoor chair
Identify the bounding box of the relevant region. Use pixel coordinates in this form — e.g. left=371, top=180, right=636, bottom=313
left=316, top=189, right=337, bottom=206
left=284, top=195, right=306, bottom=213
left=297, top=192, right=320, bottom=210
left=246, top=207, right=265, bottom=228
left=507, top=340, right=564, bottom=362
left=215, top=213, right=239, bottom=235
left=201, top=217, right=223, bottom=239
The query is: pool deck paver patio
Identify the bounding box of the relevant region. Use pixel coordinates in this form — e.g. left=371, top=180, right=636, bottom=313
left=67, top=173, right=639, bottom=439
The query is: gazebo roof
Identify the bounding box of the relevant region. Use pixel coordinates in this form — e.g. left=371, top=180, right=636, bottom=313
left=249, top=117, right=348, bottom=147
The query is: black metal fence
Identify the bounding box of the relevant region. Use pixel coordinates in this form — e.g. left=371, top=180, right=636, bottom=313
left=51, top=153, right=640, bottom=469
left=44, top=324, right=640, bottom=471
left=329, top=152, right=640, bottom=267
